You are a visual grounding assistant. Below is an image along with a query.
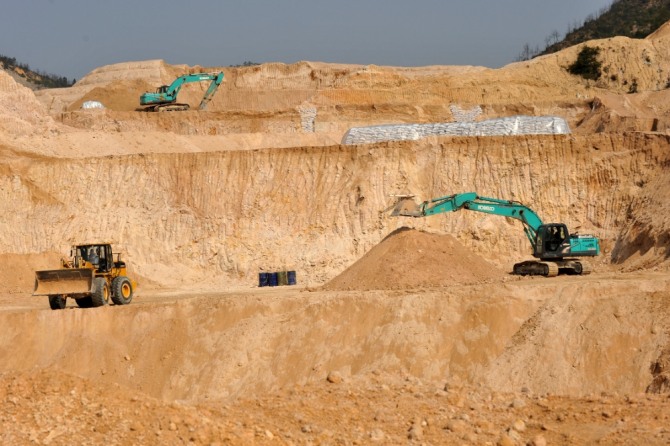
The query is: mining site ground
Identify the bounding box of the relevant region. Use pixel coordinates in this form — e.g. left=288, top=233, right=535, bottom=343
left=1, top=24, right=670, bottom=446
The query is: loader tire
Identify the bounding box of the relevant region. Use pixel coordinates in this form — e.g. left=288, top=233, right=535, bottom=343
left=91, top=277, right=110, bottom=307
left=76, top=297, right=94, bottom=308
left=48, top=295, right=66, bottom=310
left=112, top=276, right=133, bottom=305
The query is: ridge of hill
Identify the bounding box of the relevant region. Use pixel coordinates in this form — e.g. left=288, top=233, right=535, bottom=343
left=0, top=55, right=73, bottom=90
left=540, top=0, right=670, bottom=56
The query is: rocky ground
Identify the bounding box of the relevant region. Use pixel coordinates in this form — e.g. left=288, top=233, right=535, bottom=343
left=2, top=367, right=670, bottom=446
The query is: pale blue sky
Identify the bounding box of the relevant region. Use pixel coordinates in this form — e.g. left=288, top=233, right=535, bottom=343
left=0, top=0, right=614, bottom=81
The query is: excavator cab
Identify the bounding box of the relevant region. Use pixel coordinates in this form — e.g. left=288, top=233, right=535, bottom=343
left=536, top=223, right=571, bottom=259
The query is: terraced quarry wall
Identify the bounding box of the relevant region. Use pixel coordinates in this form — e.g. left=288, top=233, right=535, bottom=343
left=1, top=132, right=668, bottom=289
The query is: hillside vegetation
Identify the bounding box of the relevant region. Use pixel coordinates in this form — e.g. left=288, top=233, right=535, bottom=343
left=0, top=54, right=72, bottom=89
left=520, top=0, right=670, bottom=60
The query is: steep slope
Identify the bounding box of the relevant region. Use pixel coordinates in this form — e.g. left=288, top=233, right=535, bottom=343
left=0, top=71, right=59, bottom=138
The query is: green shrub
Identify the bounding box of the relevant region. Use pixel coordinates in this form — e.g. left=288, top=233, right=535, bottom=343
left=568, top=46, right=602, bottom=80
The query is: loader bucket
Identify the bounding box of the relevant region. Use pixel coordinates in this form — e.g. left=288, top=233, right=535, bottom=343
left=390, top=196, right=423, bottom=217
left=33, top=268, right=94, bottom=296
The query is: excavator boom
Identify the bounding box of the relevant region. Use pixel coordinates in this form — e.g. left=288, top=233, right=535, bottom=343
left=392, top=192, right=543, bottom=250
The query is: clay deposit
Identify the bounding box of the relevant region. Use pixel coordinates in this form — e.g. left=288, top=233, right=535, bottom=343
left=1, top=21, right=670, bottom=446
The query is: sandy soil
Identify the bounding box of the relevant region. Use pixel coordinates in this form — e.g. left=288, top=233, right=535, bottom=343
left=324, top=228, right=506, bottom=290
left=1, top=20, right=670, bottom=446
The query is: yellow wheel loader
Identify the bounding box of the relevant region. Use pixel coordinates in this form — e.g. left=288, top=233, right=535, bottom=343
left=33, top=243, right=136, bottom=310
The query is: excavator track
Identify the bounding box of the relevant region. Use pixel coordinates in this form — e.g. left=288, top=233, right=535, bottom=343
left=153, top=103, right=190, bottom=112
left=542, top=262, right=559, bottom=277
left=512, top=260, right=559, bottom=277
left=577, top=261, right=592, bottom=275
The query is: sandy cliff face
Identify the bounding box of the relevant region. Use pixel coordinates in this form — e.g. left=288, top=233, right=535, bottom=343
left=1, top=129, right=668, bottom=288
left=0, top=71, right=59, bottom=139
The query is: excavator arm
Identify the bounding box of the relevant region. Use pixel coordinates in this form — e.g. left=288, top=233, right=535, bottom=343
left=391, top=192, right=544, bottom=251
left=198, top=72, right=224, bottom=110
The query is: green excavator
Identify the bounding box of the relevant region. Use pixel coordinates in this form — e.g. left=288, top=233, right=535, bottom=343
left=140, top=71, right=224, bottom=112
left=389, top=192, right=600, bottom=277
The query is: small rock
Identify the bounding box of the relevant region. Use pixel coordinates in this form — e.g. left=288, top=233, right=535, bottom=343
left=369, top=428, right=385, bottom=442
left=446, top=419, right=468, bottom=433
left=511, top=398, right=526, bottom=409
left=326, top=371, right=343, bottom=384
left=462, top=432, right=478, bottom=443
left=511, top=419, right=526, bottom=432
left=529, top=434, right=547, bottom=446
left=408, top=424, right=423, bottom=441
left=497, top=433, right=516, bottom=446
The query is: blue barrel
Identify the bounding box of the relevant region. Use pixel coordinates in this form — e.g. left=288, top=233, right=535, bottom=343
left=258, top=272, right=269, bottom=287
left=268, top=272, right=279, bottom=287
left=287, top=270, right=297, bottom=285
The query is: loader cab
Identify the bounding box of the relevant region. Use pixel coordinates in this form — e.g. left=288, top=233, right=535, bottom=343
left=535, top=223, right=570, bottom=259
left=76, top=243, right=113, bottom=272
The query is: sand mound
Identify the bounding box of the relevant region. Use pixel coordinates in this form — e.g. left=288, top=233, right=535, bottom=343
left=324, top=228, right=505, bottom=291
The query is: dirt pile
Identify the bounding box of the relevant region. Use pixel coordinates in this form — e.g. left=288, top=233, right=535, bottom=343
left=324, top=228, right=505, bottom=290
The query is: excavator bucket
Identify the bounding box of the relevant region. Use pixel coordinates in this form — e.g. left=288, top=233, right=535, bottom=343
left=389, top=196, right=423, bottom=217
left=33, top=268, right=93, bottom=296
